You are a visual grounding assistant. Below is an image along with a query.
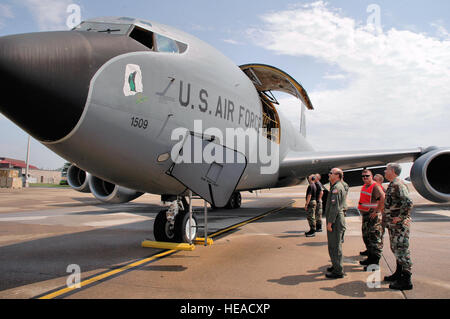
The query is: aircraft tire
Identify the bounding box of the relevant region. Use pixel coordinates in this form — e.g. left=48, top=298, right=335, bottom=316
left=226, top=192, right=241, bottom=209
left=173, top=210, right=198, bottom=243
left=153, top=209, right=177, bottom=242
left=234, top=192, right=242, bottom=208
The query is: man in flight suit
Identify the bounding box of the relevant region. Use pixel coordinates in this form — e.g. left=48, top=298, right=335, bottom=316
left=324, top=168, right=347, bottom=279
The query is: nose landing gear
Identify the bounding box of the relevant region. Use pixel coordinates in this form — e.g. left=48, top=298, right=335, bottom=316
left=153, top=191, right=240, bottom=244
left=153, top=198, right=198, bottom=243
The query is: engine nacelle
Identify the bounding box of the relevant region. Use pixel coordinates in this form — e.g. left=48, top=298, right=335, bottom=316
left=67, top=164, right=91, bottom=193
left=89, top=175, right=144, bottom=204
left=410, top=148, right=450, bottom=203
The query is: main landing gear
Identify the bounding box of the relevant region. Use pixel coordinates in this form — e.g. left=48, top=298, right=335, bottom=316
left=211, top=192, right=242, bottom=210
left=226, top=192, right=242, bottom=209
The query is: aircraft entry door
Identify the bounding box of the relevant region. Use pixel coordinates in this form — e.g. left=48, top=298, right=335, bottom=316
left=167, top=132, right=247, bottom=208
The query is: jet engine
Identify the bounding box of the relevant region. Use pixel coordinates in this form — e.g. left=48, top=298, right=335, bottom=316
left=67, top=164, right=91, bottom=193
left=89, top=175, right=144, bottom=204
left=410, top=148, right=450, bottom=203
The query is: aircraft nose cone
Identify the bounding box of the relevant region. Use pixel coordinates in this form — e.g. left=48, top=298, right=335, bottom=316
left=0, top=30, right=150, bottom=142
left=0, top=31, right=93, bottom=142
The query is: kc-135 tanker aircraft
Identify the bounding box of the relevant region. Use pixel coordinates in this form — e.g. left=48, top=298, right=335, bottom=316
left=0, top=17, right=448, bottom=243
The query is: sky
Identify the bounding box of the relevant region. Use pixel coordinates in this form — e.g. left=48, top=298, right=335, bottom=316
left=0, top=0, right=449, bottom=170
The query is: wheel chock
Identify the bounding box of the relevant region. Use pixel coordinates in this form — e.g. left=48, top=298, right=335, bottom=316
left=141, top=240, right=195, bottom=251
left=194, top=237, right=213, bottom=246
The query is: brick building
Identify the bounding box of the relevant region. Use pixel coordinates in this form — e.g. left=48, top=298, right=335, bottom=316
left=0, top=157, right=61, bottom=186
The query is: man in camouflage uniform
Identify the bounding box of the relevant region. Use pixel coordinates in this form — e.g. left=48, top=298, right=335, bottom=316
left=315, top=174, right=324, bottom=232
left=324, top=168, right=347, bottom=279
left=341, top=178, right=349, bottom=216
left=305, top=175, right=318, bottom=237
left=340, top=175, right=349, bottom=244
left=358, top=169, right=385, bottom=270
left=384, top=163, right=413, bottom=290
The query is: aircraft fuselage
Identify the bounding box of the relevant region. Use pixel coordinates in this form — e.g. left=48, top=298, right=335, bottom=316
left=38, top=20, right=313, bottom=195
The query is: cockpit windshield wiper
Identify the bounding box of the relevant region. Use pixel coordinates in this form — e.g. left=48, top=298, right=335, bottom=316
left=98, top=29, right=121, bottom=33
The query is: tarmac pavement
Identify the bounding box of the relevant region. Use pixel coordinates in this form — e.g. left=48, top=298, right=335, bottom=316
left=0, top=185, right=448, bottom=299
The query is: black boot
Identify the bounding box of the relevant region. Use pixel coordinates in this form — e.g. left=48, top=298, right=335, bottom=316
left=389, top=271, right=413, bottom=290
left=305, top=229, right=316, bottom=237
left=359, top=254, right=372, bottom=266
left=384, top=261, right=402, bottom=282
left=364, top=255, right=380, bottom=271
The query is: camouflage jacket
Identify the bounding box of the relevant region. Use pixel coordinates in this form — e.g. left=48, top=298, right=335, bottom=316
left=384, top=177, right=413, bottom=218
left=342, top=180, right=349, bottom=210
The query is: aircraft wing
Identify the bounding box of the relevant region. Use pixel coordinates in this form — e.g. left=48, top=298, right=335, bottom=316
left=278, top=147, right=425, bottom=186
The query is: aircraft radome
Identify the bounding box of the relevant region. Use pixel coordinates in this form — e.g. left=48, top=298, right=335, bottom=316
left=0, top=17, right=448, bottom=243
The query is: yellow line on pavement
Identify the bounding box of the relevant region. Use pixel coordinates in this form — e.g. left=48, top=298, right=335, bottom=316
left=38, top=200, right=294, bottom=299
left=38, top=249, right=175, bottom=299
left=210, top=201, right=294, bottom=238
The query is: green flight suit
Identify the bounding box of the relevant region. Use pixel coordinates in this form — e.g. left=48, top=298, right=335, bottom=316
left=325, top=180, right=347, bottom=275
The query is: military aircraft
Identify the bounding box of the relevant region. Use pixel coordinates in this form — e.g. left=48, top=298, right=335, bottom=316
left=0, top=17, right=448, bottom=243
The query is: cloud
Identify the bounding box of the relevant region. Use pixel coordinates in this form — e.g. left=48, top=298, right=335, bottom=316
left=0, top=4, right=14, bottom=29
left=431, top=20, right=450, bottom=39
left=323, top=73, right=346, bottom=80
left=189, top=24, right=215, bottom=32
left=223, top=38, right=243, bottom=45
left=21, top=0, right=72, bottom=31
left=249, top=1, right=450, bottom=151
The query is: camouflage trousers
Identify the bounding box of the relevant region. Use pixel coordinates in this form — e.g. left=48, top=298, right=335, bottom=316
left=385, top=213, right=412, bottom=273
left=306, top=200, right=317, bottom=230
left=361, top=212, right=384, bottom=259
left=315, top=201, right=323, bottom=229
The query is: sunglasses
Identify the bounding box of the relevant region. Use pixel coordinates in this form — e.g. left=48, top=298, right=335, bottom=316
left=362, top=175, right=371, bottom=178
left=329, top=171, right=338, bottom=175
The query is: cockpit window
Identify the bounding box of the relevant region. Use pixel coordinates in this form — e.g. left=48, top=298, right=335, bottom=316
left=74, top=21, right=188, bottom=54
left=129, top=26, right=187, bottom=54
left=74, top=22, right=132, bottom=34
left=155, top=34, right=179, bottom=53
left=129, top=26, right=154, bottom=50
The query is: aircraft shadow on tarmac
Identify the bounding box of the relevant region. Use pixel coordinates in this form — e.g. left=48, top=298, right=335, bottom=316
left=0, top=219, right=159, bottom=292
left=410, top=204, right=450, bottom=222
left=68, top=205, right=163, bottom=216
left=413, top=203, right=450, bottom=210
left=141, top=265, right=188, bottom=272
left=49, top=197, right=106, bottom=207
left=251, top=208, right=308, bottom=223
left=49, top=198, right=164, bottom=209
left=0, top=206, right=296, bottom=292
